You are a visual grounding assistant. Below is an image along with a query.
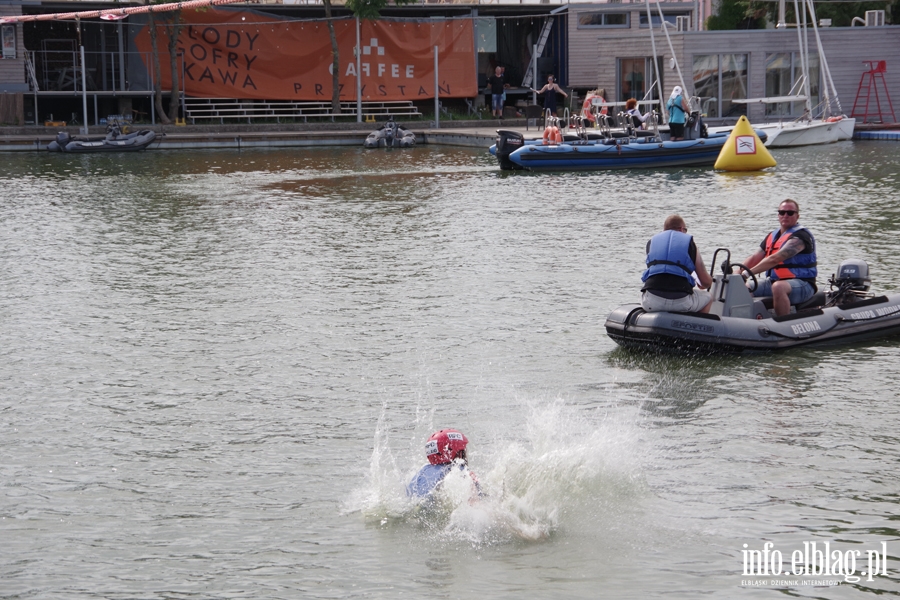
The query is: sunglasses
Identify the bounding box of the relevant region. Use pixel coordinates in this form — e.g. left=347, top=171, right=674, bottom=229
left=777, top=210, right=796, bottom=216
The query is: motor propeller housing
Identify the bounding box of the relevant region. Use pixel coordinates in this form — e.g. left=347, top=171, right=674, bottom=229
left=834, top=259, right=871, bottom=293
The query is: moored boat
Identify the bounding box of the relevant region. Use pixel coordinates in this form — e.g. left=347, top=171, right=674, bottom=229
left=363, top=118, right=416, bottom=149
left=605, top=251, right=900, bottom=355
left=491, top=113, right=765, bottom=172
left=48, top=127, right=157, bottom=153
left=708, top=97, right=853, bottom=148
left=494, top=130, right=730, bottom=171
left=706, top=0, right=855, bottom=148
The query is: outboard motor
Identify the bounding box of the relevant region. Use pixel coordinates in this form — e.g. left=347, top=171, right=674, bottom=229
left=684, top=111, right=702, bottom=140
left=828, top=258, right=872, bottom=305
left=836, top=259, right=871, bottom=291
left=47, top=131, right=72, bottom=152
left=495, top=129, right=525, bottom=171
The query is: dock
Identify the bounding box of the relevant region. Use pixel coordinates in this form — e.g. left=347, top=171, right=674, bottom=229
left=0, top=120, right=517, bottom=152
left=2, top=120, right=898, bottom=152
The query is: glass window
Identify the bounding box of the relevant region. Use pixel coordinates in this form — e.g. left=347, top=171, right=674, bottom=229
left=475, top=18, right=496, bottom=54
left=639, top=13, right=687, bottom=28
left=765, top=52, right=793, bottom=116
left=765, top=52, right=819, bottom=117
left=619, top=58, right=647, bottom=102
left=721, top=54, right=748, bottom=118
left=577, top=12, right=629, bottom=28
left=692, top=53, right=748, bottom=119
left=693, top=55, right=719, bottom=118
left=618, top=57, right=663, bottom=112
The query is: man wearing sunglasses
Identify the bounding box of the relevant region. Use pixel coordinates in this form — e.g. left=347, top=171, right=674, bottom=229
left=641, top=214, right=714, bottom=314
left=737, top=199, right=817, bottom=317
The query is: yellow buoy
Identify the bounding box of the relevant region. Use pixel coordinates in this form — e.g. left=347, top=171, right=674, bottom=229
left=714, top=115, right=776, bottom=171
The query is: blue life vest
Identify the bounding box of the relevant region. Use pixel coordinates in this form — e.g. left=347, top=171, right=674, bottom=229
left=407, top=463, right=453, bottom=497
left=642, top=230, right=696, bottom=285
left=668, top=95, right=686, bottom=124
left=764, top=225, right=817, bottom=281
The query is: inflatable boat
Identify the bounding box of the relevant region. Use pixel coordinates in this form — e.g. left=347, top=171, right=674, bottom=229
left=48, top=126, right=157, bottom=153
left=493, top=130, right=730, bottom=171
left=490, top=114, right=765, bottom=172
left=363, top=119, right=416, bottom=148
left=605, top=250, right=900, bottom=354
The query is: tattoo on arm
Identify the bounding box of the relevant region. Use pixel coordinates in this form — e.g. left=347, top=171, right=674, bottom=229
left=775, top=237, right=804, bottom=260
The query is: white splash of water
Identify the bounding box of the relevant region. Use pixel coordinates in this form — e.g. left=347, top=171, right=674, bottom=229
left=345, top=396, right=647, bottom=546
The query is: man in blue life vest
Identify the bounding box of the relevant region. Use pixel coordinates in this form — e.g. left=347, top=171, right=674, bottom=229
left=641, top=214, right=714, bottom=313
left=407, top=429, right=481, bottom=499
left=736, top=199, right=817, bottom=317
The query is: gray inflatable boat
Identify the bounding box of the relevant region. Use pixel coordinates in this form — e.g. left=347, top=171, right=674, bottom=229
left=48, top=126, right=156, bottom=153
left=605, top=250, right=900, bottom=355
left=364, top=119, right=416, bottom=149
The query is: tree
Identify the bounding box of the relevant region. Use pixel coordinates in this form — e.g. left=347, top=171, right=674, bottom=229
left=322, top=0, right=341, bottom=115
left=706, top=0, right=766, bottom=30
left=147, top=3, right=188, bottom=124
left=165, top=9, right=185, bottom=123
left=147, top=9, right=169, bottom=124
left=322, top=0, right=417, bottom=117
left=746, top=0, right=895, bottom=28
left=800, top=0, right=888, bottom=26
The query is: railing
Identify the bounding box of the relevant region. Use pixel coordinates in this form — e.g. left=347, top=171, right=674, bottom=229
left=184, top=97, right=422, bottom=123
left=29, top=49, right=155, bottom=93
left=36, top=0, right=696, bottom=6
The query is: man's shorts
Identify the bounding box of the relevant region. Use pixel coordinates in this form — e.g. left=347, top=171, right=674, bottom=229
left=752, top=277, right=814, bottom=305
left=641, top=289, right=711, bottom=313
left=492, top=94, right=504, bottom=112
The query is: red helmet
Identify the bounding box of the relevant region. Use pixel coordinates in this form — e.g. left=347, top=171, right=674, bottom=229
left=425, top=429, right=468, bottom=465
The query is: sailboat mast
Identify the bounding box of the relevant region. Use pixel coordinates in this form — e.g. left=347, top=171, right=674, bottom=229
left=805, top=0, right=842, bottom=116
left=644, top=0, right=667, bottom=123
left=793, top=0, right=812, bottom=117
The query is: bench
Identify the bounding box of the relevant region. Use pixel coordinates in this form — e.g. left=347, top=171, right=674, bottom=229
left=184, top=98, right=422, bottom=124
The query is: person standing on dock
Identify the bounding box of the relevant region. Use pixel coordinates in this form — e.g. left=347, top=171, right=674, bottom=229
left=487, top=66, right=510, bottom=120
left=532, top=75, right=568, bottom=120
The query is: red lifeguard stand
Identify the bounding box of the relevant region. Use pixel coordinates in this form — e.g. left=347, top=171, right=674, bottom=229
left=851, top=60, right=896, bottom=124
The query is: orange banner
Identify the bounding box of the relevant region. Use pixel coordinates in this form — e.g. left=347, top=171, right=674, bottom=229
left=135, top=10, right=476, bottom=101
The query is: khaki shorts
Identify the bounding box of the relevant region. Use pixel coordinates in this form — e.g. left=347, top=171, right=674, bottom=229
left=641, top=289, right=711, bottom=313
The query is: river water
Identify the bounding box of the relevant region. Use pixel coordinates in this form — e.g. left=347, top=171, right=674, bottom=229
left=2, top=140, right=900, bottom=599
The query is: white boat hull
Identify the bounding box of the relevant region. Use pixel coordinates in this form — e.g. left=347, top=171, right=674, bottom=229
left=833, top=117, right=856, bottom=141
left=709, top=118, right=841, bottom=148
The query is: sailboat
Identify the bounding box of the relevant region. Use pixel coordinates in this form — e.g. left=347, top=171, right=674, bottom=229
left=806, top=0, right=855, bottom=140
left=709, top=0, right=854, bottom=147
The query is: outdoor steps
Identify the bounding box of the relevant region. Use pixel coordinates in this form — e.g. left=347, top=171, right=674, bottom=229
left=184, top=98, right=422, bottom=124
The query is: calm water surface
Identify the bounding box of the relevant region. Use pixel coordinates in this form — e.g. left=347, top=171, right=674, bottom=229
left=2, top=141, right=900, bottom=599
